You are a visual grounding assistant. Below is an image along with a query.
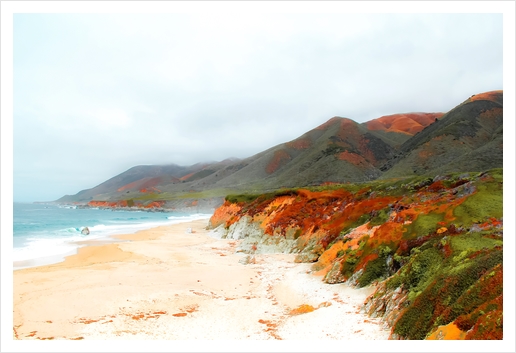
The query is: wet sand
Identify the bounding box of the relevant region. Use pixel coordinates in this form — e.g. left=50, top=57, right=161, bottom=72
left=12, top=218, right=390, bottom=345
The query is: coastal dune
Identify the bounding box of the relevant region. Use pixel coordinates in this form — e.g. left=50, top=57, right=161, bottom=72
left=13, top=219, right=389, bottom=341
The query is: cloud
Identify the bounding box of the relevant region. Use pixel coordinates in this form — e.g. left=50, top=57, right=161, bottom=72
left=7, top=8, right=507, bottom=202
left=85, top=108, right=133, bottom=130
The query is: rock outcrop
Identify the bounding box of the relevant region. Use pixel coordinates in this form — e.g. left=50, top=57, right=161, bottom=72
left=210, top=215, right=299, bottom=254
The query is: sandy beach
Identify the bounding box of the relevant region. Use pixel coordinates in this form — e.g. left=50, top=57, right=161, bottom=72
left=12, top=218, right=390, bottom=342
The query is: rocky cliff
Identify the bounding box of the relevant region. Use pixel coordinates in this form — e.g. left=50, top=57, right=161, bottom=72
left=207, top=168, right=503, bottom=340
left=81, top=197, right=223, bottom=213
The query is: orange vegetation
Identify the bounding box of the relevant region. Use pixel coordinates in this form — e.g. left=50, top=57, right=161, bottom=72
left=88, top=201, right=129, bottom=208
left=258, top=319, right=281, bottom=339
left=467, top=90, right=503, bottom=103
left=180, top=172, right=195, bottom=181
left=289, top=304, right=316, bottom=315
left=266, top=149, right=291, bottom=174
left=427, top=322, right=467, bottom=340
left=211, top=169, right=502, bottom=340
left=337, top=151, right=369, bottom=166
left=366, top=113, right=444, bottom=135
left=139, top=187, right=161, bottom=193
left=477, top=107, right=503, bottom=129
left=330, top=118, right=380, bottom=164
left=209, top=201, right=242, bottom=228
left=143, top=201, right=165, bottom=209
left=315, top=116, right=342, bottom=130
left=117, top=176, right=169, bottom=192
left=87, top=200, right=165, bottom=209
left=287, top=137, right=312, bottom=150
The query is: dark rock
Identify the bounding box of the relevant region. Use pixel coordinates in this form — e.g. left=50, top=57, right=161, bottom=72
left=294, top=252, right=320, bottom=263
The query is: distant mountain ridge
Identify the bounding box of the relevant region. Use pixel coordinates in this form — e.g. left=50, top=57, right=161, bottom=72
left=57, top=90, right=503, bottom=207
left=380, top=90, right=503, bottom=177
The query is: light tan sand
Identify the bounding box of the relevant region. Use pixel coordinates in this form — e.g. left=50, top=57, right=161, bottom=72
left=12, top=219, right=390, bottom=341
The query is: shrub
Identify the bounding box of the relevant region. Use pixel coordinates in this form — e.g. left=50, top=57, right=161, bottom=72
left=392, top=246, right=502, bottom=339
left=357, top=257, right=387, bottom=287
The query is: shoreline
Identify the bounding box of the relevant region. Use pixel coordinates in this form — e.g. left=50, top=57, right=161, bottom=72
left=12, top=213, right=212, bottom=271
left=12, top=219, right=390, bottom=342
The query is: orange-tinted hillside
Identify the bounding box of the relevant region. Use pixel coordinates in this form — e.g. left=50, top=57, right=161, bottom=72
left=366, top=113, right=444, bottom=135
left=467, top=90, right=503, bottom=104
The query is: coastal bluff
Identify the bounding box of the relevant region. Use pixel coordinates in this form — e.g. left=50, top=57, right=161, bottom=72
left=206, top=169, right=503, bottom=340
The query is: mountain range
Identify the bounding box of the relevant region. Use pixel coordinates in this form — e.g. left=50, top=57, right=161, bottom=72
left=57, top=90, right=503, bottom=209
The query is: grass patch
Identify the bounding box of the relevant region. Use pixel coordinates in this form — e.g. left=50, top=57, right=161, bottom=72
left=369, top=207, right=391, bottom=226
left=453, top=181, right=503, bottom=224
left=225, top=188, right=299, bottom=204
left=403, top=212, right=444, bottom=239
left=449, top=232, right=502, bottom=254
left=132, top=192, right=161, bottom=201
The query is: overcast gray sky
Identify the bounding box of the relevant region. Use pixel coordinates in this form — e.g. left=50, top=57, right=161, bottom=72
left=4, top=3, right=507, bottom=202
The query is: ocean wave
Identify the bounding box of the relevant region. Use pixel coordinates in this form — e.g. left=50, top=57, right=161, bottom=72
left=166, top=213, right=212, bottom=221
left=58, top=205, right=77, bottom=209
left=13, top=237, right=80, bottom=262
left=13, top=206, right=214, bottom=267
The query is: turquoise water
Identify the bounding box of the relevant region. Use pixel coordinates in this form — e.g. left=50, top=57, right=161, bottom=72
left=12, top=202, right=211, bottom=269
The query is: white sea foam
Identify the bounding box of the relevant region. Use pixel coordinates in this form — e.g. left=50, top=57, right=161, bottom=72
left=13, top=237, right=79, bottom=263
left=57, top=205, right=77, bottom=209
left=13, top=213, right=213, bottom=270
left=167, top=213, right=212, bottom=221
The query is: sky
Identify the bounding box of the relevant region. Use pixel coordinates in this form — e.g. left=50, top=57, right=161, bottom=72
left=2, top=2, right=512, bottom=203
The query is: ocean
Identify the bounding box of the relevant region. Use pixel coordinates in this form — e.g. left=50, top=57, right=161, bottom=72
left=12, top=202, right=212, bottom=270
